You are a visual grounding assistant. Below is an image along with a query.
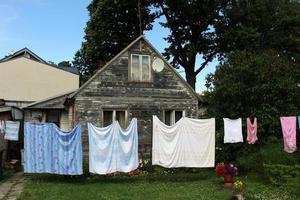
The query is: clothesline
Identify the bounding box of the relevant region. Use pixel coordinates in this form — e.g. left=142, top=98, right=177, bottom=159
left=14, top=115, right=300, bottom=176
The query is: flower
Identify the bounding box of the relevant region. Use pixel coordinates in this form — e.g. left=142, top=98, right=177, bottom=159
left=215, top=162, right=238, bottom=177
left=233, top=180, right=244, bottom=191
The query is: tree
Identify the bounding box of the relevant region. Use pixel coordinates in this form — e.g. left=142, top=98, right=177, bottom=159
left=73, top=0, right=156, bottom=83
left=205, top=0, right=300, bottom=161
left=215, top=0, right=300, bottom=63
left=58, top=61, right=72, bottom=68
left=151, top=0, right=230, bottom=89
left=47, top=61, right=57, bottom=66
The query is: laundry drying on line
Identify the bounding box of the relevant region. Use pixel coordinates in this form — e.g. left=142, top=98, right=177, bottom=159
left=223, top=118, right=243, bottom=143
left=247, top=117, right=258, bottom=144
left=88, top=118, right=139, bottom=174
left=280, top=117, right=297, bottom=153
left=152, top=116, right=215, bottom=168
left=4, top=120, right=20, bottom=141
left=24, top=123, right=83, bottom=175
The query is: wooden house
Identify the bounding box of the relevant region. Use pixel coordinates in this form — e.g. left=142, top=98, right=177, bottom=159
left=23, top=36, right=202, bottom=158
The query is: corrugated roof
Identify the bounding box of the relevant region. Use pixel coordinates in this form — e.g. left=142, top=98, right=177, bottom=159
left=0, top=106, right=11, bottom=113
left=23, top=90, right=76, bottom=109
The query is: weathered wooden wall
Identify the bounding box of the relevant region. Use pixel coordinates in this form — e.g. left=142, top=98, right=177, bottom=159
left=0, top=112, right=11, bottom=167
left=74, top=39, right=199, bottom=159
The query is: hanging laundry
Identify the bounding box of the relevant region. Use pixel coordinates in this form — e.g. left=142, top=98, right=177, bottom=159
left=88, top=118, right=139, bottom=174
left=152, top=116, right=215, bottom=168
left=24, top=123, right=82, bottom=175
left=4, top=121, right=20, bottom=141
left=247, top=118, right=258, bottom=144
left=0, top=120, right=5, bottom=134
left=223, top=118, right=243, bottom=143
left=280, top=117, right=297, bottom=153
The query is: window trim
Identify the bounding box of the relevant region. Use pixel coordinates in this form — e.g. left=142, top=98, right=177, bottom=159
left=102, top=109, right=128, bottom=128
left=45, top=110, right=61, bottom=127
left=130, top=54, right=151, bottom=82
left=163, top=110, right=185, bottom=125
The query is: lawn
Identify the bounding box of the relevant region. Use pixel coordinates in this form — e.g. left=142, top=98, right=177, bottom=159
left=18, top=169, right=299, bottom=200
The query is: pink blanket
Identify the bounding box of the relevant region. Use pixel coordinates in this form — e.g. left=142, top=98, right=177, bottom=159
left=280, top=117, right=297, bottom=153
left=247, top=118, right=258, bottom=144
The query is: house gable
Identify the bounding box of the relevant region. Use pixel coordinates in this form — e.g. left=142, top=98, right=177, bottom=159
left=0, top=57, right=79, bottom=102
left=72, top=36, right=200, bottom=157
left=0, top=48, right=47, bottom=64
left=70, top=35, right=200, bottom=101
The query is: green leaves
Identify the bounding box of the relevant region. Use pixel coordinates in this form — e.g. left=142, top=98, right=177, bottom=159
left=73, top=0, right=156, bottom=83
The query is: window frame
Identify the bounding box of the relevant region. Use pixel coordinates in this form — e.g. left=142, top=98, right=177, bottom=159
left=102, top=109, right=128, bottom=128
left=163, top=110, right=185, bottom=125
left=130, top=54, right=151, bottom=82
left=45, top=110, right=61, bottom=127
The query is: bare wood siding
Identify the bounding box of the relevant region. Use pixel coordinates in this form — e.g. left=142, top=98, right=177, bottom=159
left=60, top=111, right=70, bottom=131
left=75, top=39, right=199, bottom=159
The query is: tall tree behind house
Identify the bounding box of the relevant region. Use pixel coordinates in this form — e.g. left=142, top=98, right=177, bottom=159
left=151, top=0, right=230, bottom=90
left=73, top=0, right=156, bottom=83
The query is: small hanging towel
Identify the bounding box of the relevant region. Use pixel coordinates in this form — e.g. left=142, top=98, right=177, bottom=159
left=247, top=118, right=258, bottom=144
left=280, top=117, right=297, bottom=153
left=223, top=118, right=243, bottom=143
left=4, top=121, right=20, bottom=141
left=0, top=120, right=5, bottom=134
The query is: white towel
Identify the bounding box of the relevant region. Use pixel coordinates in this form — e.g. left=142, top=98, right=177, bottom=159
left=0, top=120, right=5, bottom=134
left=4, top=121, right=20, bottom=141
left=152, top=116, right=215, bottom=168
left=223, top=118, right=243, bottom=143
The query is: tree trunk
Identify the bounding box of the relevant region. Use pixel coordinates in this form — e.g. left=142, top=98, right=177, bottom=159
left=185, top=71, right=196, bottom=90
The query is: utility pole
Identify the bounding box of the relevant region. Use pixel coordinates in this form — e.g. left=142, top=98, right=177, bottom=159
left=138, top=0, right=142, bottom=36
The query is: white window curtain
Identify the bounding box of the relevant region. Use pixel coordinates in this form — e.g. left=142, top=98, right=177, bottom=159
left=131, top=54, right=150, bottom=81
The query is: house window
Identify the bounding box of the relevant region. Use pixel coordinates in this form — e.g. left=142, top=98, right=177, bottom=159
left=130, top=54, right=151, bottom=82
left=103, top=110, right=127, bottom=128
left=164, top=110, right=185, bottom=125
left=46, top=110, right=60, bottom=127
left=103, top=111, right=113, bottom=127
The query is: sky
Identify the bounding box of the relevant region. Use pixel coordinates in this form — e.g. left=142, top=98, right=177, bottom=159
left=0, top=0, right=217, bottom=93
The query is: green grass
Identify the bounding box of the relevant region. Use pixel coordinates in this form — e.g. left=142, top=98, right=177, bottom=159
left=19, top=171, right=233, bottom=200
left=18, top=170, right=300, bottom=200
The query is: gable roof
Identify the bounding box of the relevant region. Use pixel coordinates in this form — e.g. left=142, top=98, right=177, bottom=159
left=69, top=35, right=201, bottom=101
left=0, top=47, right=47, bottom=64
left=0, top=48, right=79, bottom=75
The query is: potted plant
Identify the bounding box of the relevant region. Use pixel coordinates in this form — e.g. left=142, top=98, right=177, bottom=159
left=233, top=180, right=245, bottom=200
left=215, top=162, right=238, bottom=186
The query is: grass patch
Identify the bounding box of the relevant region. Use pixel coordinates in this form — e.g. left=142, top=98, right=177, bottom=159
left=19, top=170, right=232, bottom=200
left=18, top=170, right=300, bottom=200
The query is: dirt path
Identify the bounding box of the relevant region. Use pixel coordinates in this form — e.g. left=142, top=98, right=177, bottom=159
left=0, top=172, right=24, bottom=200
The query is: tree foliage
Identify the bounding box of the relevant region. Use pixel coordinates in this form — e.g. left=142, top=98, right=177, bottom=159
left=209, top=50, right=299, bottom=136
left=216, top=0, right=300, bottom=63
left=58, top=61, right=72, bottom=68
left=73, top=0, right=156, bottom=83
left=152, top=0, right=229, bottom=89
left=205, top=0, right=300, bottom=162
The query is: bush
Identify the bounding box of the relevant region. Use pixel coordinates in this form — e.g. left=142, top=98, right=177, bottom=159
left=263, top=164, right=300, bottom=192
left=235, top=136, right=300, bottom=171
